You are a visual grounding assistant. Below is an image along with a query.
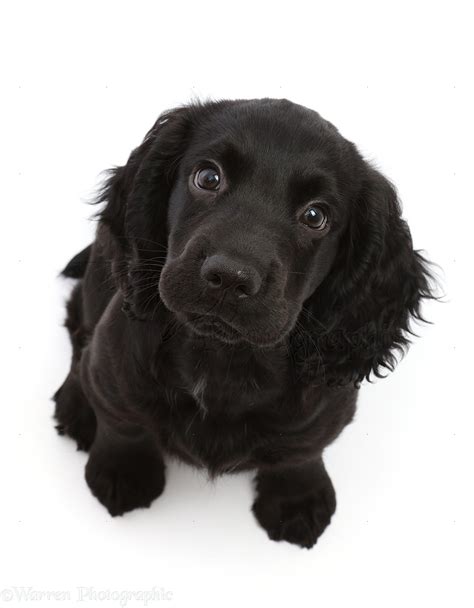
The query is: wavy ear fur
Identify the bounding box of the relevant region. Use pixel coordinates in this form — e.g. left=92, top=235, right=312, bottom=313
left=95, top=106, right=196, bottom=319
left=296, top=165, right=435, bottom=386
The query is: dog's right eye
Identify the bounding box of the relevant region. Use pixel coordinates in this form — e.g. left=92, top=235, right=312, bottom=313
left=194, top=166, right=221, bottom=191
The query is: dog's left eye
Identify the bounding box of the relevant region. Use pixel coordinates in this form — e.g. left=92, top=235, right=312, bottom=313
left=301, top=205, right=328, bottom=230
left=194, top=166, right=221, bottom=191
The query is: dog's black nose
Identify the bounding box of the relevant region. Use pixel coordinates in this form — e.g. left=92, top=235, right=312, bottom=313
left=200, top=255, right=262, bottom=299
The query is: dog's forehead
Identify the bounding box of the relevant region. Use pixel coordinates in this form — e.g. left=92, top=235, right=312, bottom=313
left=185, top=104, right=345, bottom=181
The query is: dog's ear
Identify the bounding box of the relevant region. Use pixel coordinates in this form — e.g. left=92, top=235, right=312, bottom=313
left=297, top=165, right=435, bottom=385
left=95, top=105, right=196, bottom=319
left=97, top=106, right=193, bottom=250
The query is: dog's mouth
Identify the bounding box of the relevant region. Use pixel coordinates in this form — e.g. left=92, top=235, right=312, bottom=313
left=180, top=310, right=294, bottom=348
left=184, top=313, right=243, bottom=344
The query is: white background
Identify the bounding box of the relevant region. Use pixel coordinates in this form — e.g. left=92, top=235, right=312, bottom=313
left=1, top=1, right=473, bottom=606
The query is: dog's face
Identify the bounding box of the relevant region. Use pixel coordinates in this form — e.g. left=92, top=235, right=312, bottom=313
left=100, top=99, right=432, bottom=383
left=158, top=101, right=358, bottom=346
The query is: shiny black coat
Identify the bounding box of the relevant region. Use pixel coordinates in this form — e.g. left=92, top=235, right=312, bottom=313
left=54, top=99, right=433, bottom=548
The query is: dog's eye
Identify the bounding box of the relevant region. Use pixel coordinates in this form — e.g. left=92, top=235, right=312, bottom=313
left=194, top=166, right=221, bottom=191
left=301, top=206, right=328, bottom=230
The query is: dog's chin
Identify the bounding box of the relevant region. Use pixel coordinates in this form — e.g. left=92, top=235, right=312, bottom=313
left=180, top=312, right=287, bottom=348
left=184, top=313, right=243, bottom=345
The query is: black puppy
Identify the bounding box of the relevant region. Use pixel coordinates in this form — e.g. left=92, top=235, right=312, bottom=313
left=54, top=99, right=433, bottom=548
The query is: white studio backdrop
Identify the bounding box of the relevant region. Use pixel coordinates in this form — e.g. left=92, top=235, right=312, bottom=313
left=0, top=1, right=472, bottom=607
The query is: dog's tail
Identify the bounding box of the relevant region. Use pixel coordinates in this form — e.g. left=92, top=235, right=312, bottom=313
left=61, top=244, right=92, bottom=279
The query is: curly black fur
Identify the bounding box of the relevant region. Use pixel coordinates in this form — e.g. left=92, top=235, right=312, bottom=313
left=54, top=99, right=435, bottom=548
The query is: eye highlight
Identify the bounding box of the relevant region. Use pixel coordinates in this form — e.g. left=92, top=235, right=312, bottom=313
left=194, top=165, right=221, bottom=191
left=300, top=205, right=328, bottom=230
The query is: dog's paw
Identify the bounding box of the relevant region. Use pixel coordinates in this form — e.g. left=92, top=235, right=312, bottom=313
left=53, top=376, right=97, bottom=452
left=85, top=450, right=165, bottom=516
left=252, top=483, right=336, bottom=549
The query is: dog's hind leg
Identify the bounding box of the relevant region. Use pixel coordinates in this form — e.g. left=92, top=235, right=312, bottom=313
left=53, top=371, right=97, bottom=451
left=53, top=281, right=97, bottom=451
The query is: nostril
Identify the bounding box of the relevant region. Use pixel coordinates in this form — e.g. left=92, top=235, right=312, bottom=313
left=235, top=284, right=250, bottom=299
left=207, top=273, right=222, bottom=288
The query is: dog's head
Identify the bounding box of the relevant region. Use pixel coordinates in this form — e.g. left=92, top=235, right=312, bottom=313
left=98, top=99, right=434, bottom=384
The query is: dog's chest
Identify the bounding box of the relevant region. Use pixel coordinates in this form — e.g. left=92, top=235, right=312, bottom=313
left=178, top=340, right=289, bottom=415
left=158, top=337, right=292, bottom=471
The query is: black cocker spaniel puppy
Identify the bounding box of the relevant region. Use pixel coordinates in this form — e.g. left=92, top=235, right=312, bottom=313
left=54, top=99, right=434, bottom=548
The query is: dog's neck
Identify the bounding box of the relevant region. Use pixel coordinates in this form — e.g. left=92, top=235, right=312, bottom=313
left=174, top=327, right=292, bottom=416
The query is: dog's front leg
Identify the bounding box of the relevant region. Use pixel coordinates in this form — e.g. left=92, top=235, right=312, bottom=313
left=252, top=458, right=336, bottom=549
left=84, top=416, right=165, bottom=516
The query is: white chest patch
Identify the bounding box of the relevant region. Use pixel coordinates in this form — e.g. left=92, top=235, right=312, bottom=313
left=191, top=375, right=208, bottom=413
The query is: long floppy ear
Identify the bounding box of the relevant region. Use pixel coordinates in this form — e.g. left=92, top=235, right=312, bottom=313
left=297, top=165, right=435, bottom=386
left=95, top=105, right=196, bottom=319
